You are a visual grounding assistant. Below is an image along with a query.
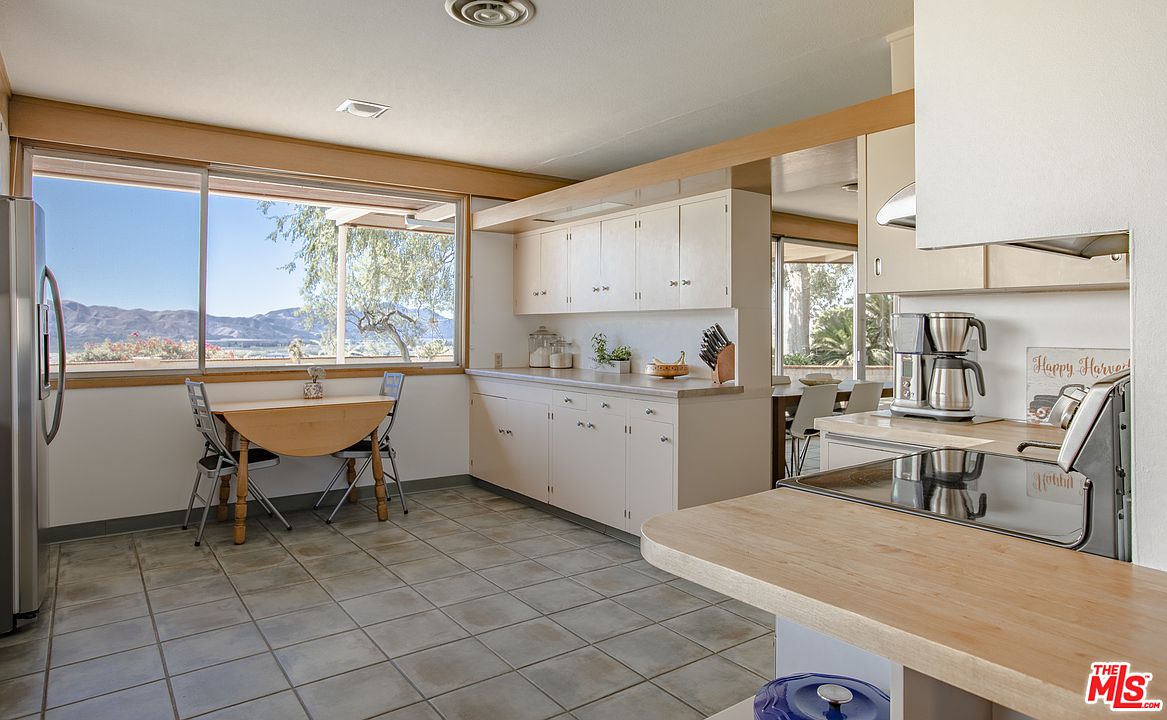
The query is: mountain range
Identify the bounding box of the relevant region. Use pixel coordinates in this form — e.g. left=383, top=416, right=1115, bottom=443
left=61, top=300, right=454, bottom=347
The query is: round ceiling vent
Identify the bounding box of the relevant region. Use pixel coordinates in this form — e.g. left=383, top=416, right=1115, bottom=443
left=445, top=0, right=535, bottom=28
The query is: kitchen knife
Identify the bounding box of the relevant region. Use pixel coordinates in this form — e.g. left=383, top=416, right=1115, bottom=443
left=714, top=323, right=731, bottom=346
left=699, top=349, right=718, bottom=369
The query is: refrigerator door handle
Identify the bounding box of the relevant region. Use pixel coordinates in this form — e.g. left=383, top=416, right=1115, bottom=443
left=41, top=266, right=65, bottom=444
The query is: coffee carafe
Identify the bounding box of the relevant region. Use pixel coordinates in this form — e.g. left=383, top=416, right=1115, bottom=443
left=929, top=357, right=986, bottom=412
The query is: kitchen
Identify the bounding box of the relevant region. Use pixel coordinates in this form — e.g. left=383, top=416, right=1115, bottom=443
left=0, top=2, right=1163, bottom=720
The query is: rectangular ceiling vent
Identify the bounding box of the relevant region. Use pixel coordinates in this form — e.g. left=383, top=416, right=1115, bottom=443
left=335, top=99, right=390, bottom=118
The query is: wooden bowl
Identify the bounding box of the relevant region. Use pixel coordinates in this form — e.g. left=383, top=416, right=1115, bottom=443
left=645, top=363, right=690, bottom=379
left=799, top=377, right=841, bottom=386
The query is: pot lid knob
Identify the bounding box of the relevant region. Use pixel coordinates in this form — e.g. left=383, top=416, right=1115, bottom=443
left=816, top=683, right=854, bottom=707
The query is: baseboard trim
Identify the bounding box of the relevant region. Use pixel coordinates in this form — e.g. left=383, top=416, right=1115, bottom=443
left=470, top=477, right=640, bottom=546
left=45, top=474, right=475, bottom=544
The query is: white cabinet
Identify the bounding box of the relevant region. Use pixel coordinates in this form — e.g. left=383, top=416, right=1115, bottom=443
left=821, top=434, right=927, bottom=471
left=860, top=125, right=985, bottom=294
left=513, top=190, right=745, bottom=315
left=635, top=205, right=680, bottom=311
left=551, top=407, right=626, bottom=530
left=598, top=215, right=637, bottom=311
left=678, top=196, right=729, bottom=309
left=469, top=393, right=548, bottom=502
left=626, top=417, right=675, bottom=532
left=513, top=228, right=569, bottom=314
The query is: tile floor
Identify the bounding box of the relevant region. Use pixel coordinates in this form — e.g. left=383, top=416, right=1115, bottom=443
left=0, top=485, right=775, bottom=720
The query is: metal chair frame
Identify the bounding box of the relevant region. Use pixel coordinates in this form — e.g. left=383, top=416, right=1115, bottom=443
left=182, top=379, right=291, bottom=545
left=786, top=383, right=839, bottom=476
left=314, top=372, right=409, bottom=523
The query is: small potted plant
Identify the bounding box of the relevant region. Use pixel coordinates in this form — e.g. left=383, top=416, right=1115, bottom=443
left=303, top=366, right=326, bottom=399
left=591, top=332, right=632, bottom=374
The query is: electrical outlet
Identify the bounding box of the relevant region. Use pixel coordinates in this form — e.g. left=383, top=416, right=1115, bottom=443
left=493, top=352, right=504, bottom=368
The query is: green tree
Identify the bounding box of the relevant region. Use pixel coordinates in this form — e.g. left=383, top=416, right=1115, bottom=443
left=261, top=203, right=455, bottom=362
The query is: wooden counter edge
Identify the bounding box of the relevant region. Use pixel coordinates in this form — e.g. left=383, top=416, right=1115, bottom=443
left=640, top=506, right=1106, bottom=720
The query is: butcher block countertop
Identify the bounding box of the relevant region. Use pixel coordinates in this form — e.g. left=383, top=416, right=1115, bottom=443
left=816, top=411, right=1068, bottom=461
left=466, top=367, right=744, bottom=399
left=641, top=489, right=1167, bottom=720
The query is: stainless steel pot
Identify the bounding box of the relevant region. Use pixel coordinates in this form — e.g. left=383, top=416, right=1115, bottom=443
left=926, top=312, right=987, bottom=354
left=926, top=482, right=988, bottom=521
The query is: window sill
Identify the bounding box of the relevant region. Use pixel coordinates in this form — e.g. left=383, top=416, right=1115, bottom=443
left=59, top=365, right=465, bottom=389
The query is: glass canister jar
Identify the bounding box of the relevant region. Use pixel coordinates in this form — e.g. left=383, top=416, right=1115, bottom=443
left=549, top=338, right=574, bottom=369
left=528, top=326, right=558, bottom=368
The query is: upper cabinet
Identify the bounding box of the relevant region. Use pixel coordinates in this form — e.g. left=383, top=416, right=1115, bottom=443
left=515, top=190, right=741, bottom=315
left=859, top=124, right=985, bottom=294
left=859, top=124, right=1129, bottom=294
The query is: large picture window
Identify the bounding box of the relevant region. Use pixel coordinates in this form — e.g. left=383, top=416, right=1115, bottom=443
left=30, top=152, right=463, bottom=375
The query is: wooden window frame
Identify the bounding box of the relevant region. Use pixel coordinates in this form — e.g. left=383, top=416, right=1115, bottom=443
left=19, top=142, right=472, bottom=389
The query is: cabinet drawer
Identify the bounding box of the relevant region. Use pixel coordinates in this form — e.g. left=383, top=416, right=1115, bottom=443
left=630, top=399, right=675, bottom=423
left=552, top=390, right=589, bottom=410
left=590, top=394, right=627, bottom=416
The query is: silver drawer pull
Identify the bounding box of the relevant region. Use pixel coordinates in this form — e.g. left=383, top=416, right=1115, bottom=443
left=602, top=286, right=610, bottom=291
left=531, top=291, right=538, bottom=296
left=576, top=420, right=586, bottom=428
left=586, top=422, right=595, bottom=429
left=498, top=428, right=505, bottom=434
left=593, top=287, right=600, bottom=292
left=681, top=279, right=691, bottom=286
left=644, top=408, right=655, bottom=415
left=562, top=397, right=573, bottom=403
left=505, top=429, right=513, bottom=436
left=600, top=402, right=610, bottom=408
left=659, top=435, right=670, bottom=443
left=540, top=290, right=547, bottom=295
left=668, top=280, right=679, bottom=287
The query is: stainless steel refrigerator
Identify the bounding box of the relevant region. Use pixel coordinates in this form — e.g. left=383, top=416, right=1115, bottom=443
left=1, top=196, right=65, bottom=635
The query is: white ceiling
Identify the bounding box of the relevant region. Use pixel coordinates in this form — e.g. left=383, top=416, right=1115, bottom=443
left=0, top=0, right=911, bottom=180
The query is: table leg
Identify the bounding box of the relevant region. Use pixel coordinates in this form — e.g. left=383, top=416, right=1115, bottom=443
left=346, top=458, right=359, bottom=504
left=218, top=426, right=236, bottom=521
left=369, top=431, right=388, bottom=521
left=234, top=437, right=250, bottom=544
left=773, top=396, right=798, bottom=485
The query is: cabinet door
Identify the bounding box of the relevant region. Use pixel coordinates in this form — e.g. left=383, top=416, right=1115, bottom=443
left=513, top=234, right=541, bottom=315
left=540, top=227, right=570, bottom=313
left=986, top=245, right=1129, bottom=289
left=582, top=413, right=628, bottom=529
left=627, top=417, right=675, bottom=535
left=635, top=205, right=680, bottom=311
left=503, top=399, right=550, bottom=503
left=469, top=394, right=507, bottom=486
left=598, top=214, right=637, bottom=312
left=567, top=222, right=601, bottom=313
left=679, top=196, right=729, bottom=309
left=861, top=125, right=985, bottom=294
left=550, top=407, right=588, bottom=513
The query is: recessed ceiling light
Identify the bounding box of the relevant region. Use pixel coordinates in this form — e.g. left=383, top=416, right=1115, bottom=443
left=445, top=0, right=535, bottom=28
left=335, top=99, right=390, bottom=118
left=841, top=182, right=859, bottom=193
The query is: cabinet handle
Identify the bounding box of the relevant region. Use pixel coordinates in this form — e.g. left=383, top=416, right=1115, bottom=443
left=592, top=287, right=600, bottom=292
left=681, top=279, right=691, bottom=286
left=644, top=408, right=655, bottom=415
left=602, top=285, right=610, bottom=291
left=540, top=290, right=548, bottom=295
left=659, top=435, right=671, bottom=443
left=505, top=429, right=513, bottom=436
left=874, top=257, right=882, bottom=276
left=586, top=422, right=595, bottom=429
left=669, top=280, right=679, bottom=287
left=562, top=397, right=573, bottom=404
left=600, top=402, right=610, bottom=409
left=576, top=420, right=586, bottom=428
left=531, top=291, right=539, bottom=297
left=497, top=428, right=504, bottom=434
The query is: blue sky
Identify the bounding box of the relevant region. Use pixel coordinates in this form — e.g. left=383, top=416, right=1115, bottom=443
left=34, top=177, right=305, bottom=316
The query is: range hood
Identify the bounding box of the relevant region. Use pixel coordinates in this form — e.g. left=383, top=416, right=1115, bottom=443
left=874, top=182, right=1130, bottom=259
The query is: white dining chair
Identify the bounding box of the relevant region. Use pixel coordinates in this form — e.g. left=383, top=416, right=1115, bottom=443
left=842, top=381, right=884, bottom=415
left=786, top=383, right=839, bottom=476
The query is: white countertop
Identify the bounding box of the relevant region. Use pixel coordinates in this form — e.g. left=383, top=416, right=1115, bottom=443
left=466, top=367, right=745, bottom=399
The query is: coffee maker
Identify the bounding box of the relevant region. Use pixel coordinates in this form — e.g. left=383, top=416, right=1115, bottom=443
left=891, top=312, right=987, bottom=421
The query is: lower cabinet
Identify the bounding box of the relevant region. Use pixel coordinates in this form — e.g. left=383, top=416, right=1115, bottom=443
left=469, top=393, right=549, bottom=503
left=822, top=433, right=927, bottom=471
left=471, top=385, right=680, bottom=535
left=626, top=417, right=676, bottom=532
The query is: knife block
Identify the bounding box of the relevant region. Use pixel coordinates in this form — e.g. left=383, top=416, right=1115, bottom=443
left=712, top=343, right=735, bottom=384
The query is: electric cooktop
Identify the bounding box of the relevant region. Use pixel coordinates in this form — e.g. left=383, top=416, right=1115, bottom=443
left=780, top=448, right=1089, bottom=548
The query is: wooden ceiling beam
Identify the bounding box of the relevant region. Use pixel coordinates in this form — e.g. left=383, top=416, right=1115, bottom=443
left=7, top=96, right=572, bottom=200
left=771, top=212, right=858, bottom=247
left=474, top=90, right=914, bottom=231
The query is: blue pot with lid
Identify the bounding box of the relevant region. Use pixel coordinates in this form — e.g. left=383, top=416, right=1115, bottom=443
left=755, top=672, right=890, bottom=720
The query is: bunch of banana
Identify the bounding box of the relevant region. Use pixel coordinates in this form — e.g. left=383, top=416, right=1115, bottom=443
left=650, top=352, right=686, bottom=366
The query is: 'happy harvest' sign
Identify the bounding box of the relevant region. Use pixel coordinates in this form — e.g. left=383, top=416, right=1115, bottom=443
left=1025, top=347, right=1130, bottom=425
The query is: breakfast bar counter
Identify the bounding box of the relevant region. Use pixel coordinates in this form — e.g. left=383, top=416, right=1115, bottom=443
left=641, top=488, right=1167, bottom=720
left=466, top=367, right=745, bottom=399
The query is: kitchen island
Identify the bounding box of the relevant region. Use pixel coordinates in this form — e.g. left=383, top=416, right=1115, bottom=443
left=641, top=488, right=1167, bottom=719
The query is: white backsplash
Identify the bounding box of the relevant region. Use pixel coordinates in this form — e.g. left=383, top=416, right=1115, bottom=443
left=528, top=309, right=737, bottom=379
left=898, top=289, right=1131, bottom=420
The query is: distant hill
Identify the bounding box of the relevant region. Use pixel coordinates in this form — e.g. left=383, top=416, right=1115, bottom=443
left=61, top=300, right=454, bottom=348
